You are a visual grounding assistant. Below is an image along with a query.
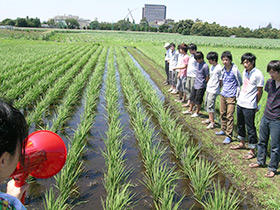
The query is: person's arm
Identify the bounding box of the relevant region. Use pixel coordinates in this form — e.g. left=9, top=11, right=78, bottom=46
left=256, top=87, right=263, bottom=104
left=219, top=80, right=223, bottom=88
left=206, top=75, right=209, bottom=83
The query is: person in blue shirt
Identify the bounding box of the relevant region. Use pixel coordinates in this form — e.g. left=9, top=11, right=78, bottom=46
left=0, top=99, right=29, bottom=210
left=215, top=51, right=243, bottom=144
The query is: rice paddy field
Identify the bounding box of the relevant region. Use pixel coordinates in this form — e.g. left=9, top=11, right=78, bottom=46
left=1, top=29, right=280, bottom=210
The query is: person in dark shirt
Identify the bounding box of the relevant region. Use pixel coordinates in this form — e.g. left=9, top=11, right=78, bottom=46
left=249, top=60, right=280, bottom=178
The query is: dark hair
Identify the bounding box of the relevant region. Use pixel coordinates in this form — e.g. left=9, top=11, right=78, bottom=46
left=0, top=99, right=28, bottom=158
left=267, top=60, right=280, bottom=73
left=188, top=43, right=197, bottom=51
left=170, top=43, right=175, bottom=48
left=177, top=45, right=181, bottom=50
left=241, top=53, right=256, bottom=67
left=179, top=43, right=188, bottom=53
left=194, top=51, right=204, bottom=60
left=207, top=52, right=218, bottom=62
left=221, top=51, right=232, bottom=61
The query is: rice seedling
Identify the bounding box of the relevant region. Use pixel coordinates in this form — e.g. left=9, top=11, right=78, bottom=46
left=181, top=142, right=200, bottom=175
left=198, top=181, right=242, bottom=210
left=187, top=156, right=218, bottom=201
left=154, top=185, right=184, bottom=210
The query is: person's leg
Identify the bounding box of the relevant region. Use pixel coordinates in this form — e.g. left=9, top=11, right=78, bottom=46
left=236, top=105, right=246, bottom=147
left=244, top=108, right=257, bottom=153
left=182, top=77, right=186, bottom=102
left=267, top=119, right=280, bottom=174
left=188, top=88, right=196, bottom=112
left=194, top=88, right=205, bottom=114
left=165, top=61, right=169, bottom=84
left=225, top=97, right=236, bottom=138
left=184, top=77, right=191, bottom=106
left=219, top=95, right=227, bottom=134
left=208, top=93, right=216, bottom=124
left=256, top=116, right=269, bottom=166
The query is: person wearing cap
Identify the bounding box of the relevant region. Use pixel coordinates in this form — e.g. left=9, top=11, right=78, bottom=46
left=164, top=43, right=171, bottom=85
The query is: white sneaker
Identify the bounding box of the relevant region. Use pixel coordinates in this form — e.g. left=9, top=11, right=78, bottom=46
left=206, top=123, right=215, bottom=129
left=191, top=113, right=199, bottom=118
left=167, top=88, right=173, bottom=92
left=171, top=90, right=178, bottom=94
left=174, top=99, right=183, bottom=103
left=182, top=110, right=192, bottom=115
left=202, top=119, right=211, bottom=124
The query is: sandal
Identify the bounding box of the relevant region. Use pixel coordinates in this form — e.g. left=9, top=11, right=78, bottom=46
left=230, top=144, right=246, bottom=150
left=265, top=170, right=275, bottom=178
left=243, top=152, right=256, bottom=160
left=249, top=163, right=262, bottom=168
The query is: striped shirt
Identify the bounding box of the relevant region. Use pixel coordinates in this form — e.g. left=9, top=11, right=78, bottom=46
left=264, top=79, right=280, bottom=120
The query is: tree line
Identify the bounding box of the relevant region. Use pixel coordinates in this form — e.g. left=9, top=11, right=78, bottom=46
left=1, top=16, right=280, bottom=39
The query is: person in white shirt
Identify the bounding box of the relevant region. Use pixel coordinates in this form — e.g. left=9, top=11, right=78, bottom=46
left=183, top=43, right=198, bottom=107
left=202, top=52, right=223, bottom=129
left=164, top=43, right=170, bottom=85
left=167, top=43, right=179, bottom=94
left=231, top=53, right=264, bottom=160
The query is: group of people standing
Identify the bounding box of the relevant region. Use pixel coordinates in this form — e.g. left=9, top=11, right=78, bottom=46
left=164, top=42, right=280, bottom=178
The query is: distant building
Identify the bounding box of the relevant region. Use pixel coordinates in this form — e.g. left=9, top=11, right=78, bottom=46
left=154, top=19, right=175, bottom=26
left=52, top=14, right=91, bottom=28
left=142, top=4, right=166, bottom=24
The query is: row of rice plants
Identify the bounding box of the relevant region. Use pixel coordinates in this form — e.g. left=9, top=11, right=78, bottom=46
left=102, top=47, right=135, bottom=209
left=14, top=45, right=92, bottom=109
left=0, top=39, right=70, bottom=75
left=121, top=48, right=242, bottom=209
left=116, top=47, right=183, bottom=210
left=1, top=44, right=77, bottom=92
left=49, top=46, right=102, bottom=132
left=44, top=47, right=108, bottom=210
left=3, top=45, right=82, bottom=99
left=24, top=45, right=97, bottom=126
left=120, top=47, right=189, bottom=159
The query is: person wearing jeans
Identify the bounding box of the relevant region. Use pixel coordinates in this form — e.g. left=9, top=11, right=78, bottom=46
left=215, top=51, right=243, bottom=144
left=230, top=53, right=264, bottom=160
left=249, top=60, right=280, bottom=178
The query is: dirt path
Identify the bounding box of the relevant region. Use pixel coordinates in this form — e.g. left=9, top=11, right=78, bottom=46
left=128, top=47, right=280, bottom=209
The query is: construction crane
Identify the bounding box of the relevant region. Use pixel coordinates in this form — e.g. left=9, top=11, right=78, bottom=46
left=124, top=8, right=138, bottom=23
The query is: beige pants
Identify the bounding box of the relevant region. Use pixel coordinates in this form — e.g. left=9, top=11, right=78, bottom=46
left=220, top=95, right=236, bottom=138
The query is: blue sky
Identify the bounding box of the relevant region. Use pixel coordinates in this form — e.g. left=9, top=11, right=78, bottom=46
left=1, top=0, right=280, bottom=29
